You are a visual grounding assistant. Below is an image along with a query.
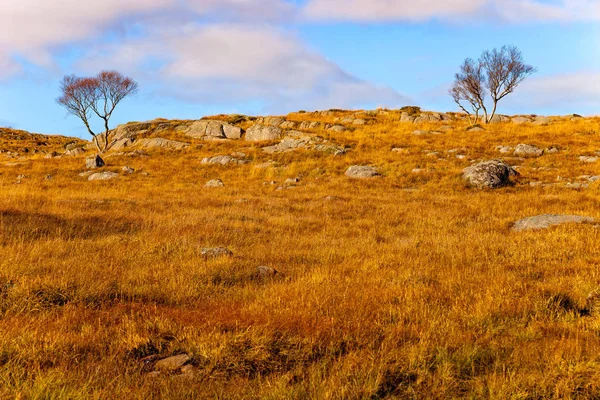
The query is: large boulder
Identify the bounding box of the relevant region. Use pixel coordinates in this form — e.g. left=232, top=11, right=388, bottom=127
left=345, top=165, right=380, bottom=178
left=511, top=116, right=532, bottom=124
left=245, top=125, right=282, bottom=142
left=512, top=214, right=595, bottom=232
left=462, top=160, right=518, bottom=189
left=490, top=114, right=510, bottom=123
left=112, top=122, right=153, bottom=140
left=533, top=116, right=551, bottom=126
left=513, top=144, right=544, bottom=157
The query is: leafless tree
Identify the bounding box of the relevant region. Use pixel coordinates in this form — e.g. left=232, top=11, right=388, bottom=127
left=450, top=45, right=536, bottom=125
left=57, top=71, right=138, bottom=152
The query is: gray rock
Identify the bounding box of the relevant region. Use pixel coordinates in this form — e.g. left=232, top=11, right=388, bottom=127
left=110, top=138, right=134, bottom=151
left=345, top=165, right=380, bottom=179
left=185, top=120, right=242, bottom=140
left=245, top=125, right=282, bottom=142
left=45, top=151, right=59, bottom=159
left=64, top=147, right=85, bottom=157
left=88, top=171, right=118, bottom=181
left=496, top=146, right=514, bottom=154
left=122, top=166, right=135, bottom=174
left=512, top=214, right=595, bottom=232
left=205, top=179, right=224, bottom=188
left=467, top=126, right=485, bottom=132
left=490, top=114, right=510, bottom=123
left=514, top=144, right=544, bottom=157
left=85, top=155, right=105, bottom=169
left=201, top=155, right=246, bottom=165
left=512, top=116, right=532, bottom=124
left=545, top=146, right=560, bottom=154
left=462, top=160, right=518, bottom=189
left=400, top=113, right=416, bottom=123
left=135, top=138, right=189, bottom=150
left=533, top=116, right=551, bottom=126
left=201, top=247, right=233, bottom=259
left=153, top=354, right=190, bottom=372
left=328, top=125, right=346, bottom=133
left=352, top=118, right=366, bottom=125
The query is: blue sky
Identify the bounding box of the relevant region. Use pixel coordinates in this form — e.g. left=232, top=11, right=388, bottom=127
left=0, top=0, right=598, bottom=138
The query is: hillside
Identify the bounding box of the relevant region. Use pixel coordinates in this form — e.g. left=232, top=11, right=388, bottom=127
left=1, top=109, right=600, bottom=398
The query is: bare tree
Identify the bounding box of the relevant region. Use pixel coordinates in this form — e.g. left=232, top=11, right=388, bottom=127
left=57, top=71, right=138, bottom=152
left=450, top=45, right=536, bottom=125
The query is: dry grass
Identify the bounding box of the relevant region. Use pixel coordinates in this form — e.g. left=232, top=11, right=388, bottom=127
left=1, top=112, right=600, bottom=399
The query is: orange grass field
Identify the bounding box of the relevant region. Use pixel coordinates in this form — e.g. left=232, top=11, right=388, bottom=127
left=1, top=110, right=600, bottom=399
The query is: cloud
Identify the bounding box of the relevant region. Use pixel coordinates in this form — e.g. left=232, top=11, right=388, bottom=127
left=503, top=71, right=600, bottom=114
left=303, top=0, right=485, bottom=22
left=302, top=0, right=600, bottom=22
left=76, top=23, right=407, bottom=112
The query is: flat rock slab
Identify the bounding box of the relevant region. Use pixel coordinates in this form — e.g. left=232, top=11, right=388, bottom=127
left=512, top=214, right=595, bottom=232
left=88, top=172, right=118, bottom=181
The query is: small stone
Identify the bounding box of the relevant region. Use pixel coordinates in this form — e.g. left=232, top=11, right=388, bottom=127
left=256, top=266, right=278, bottom=276
left=345, top=165, right=380, bottom=179
left=153, top=354, right=190, bottom=372
left=284, top=177, right=300, bottom=185
left=201, top=247, right=233, bottom=259
left=45, top=174, right=53, bottom=180
left=122, top=166, right=135, bottom=174
left=205, top=179, right=224, bottom=188
left=514, top=144, right=543, bottom=157
left=580, top=156, right=598, bottom=163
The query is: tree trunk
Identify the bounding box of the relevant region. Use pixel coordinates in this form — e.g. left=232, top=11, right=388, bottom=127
left=487, top=100, right=499, bottom=124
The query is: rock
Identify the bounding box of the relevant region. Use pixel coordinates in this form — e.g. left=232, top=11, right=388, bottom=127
left=345, top=165, right=380, bottom=179
left=64, top=147, right=85, bottom=156
left=201, top=155, right=247, bottom=165
left=122, top=166, right=135, bottom=174
left=512, top=116, right=532, bottom=124
left=467, top=126, right=485, bottom=132
left=245, top=125, right=282, bottom=142
left=392, top=148, right=409, bottom=154
left=153, top=354, right=190, bottom=372
left=545, top=146, right=560, bottom=154
left=201, top=247, right=233, bottom=259
left=580, top=156, right=598, bottom=163
left=135, top=138, right=189, bottom=150
left=112, top=122, right=152, bottom=140
left=533, top=116, right=551, bottom=126
left=490, top=114, right=510, bottom=123
left=256, top=266, right=278, bottom=276
left=185, top=120, right=242, bottom=140
left=284, top=177, right=300, bottom=185
left=298, top=121, right=322, bottom=130
left=85, top=155, right=105, bottom=169
left=257, top=117, right=286, bottom=127
left=313, top=144, right=346, bottom=155
left=45, top=151, right=59, bottom=159
left=496, top=146, right=514, bottom=154
left=400, top=113, right=416, bottom=123
left=205, top=179, right=224, bottom=188
left=352, top=118, right=366, bottom=125
left=514, top=144, right=544, bottom=157
left=279, top=121, right=297, bottom=129
left=462, top=160, right=518, bottom=189
left=512, top=214, right=595, bottom=232
left=88, top=172, right=118, bottom=181
left=110, top=138, right=134, bottom=151
left=328, top=125, right=346, bottom=133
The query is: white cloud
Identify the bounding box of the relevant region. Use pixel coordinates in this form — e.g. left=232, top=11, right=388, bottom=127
left=76, top=23, right=407, bottom=111
left=303, top=0, right=485, bottom=22
left=302, top=0, right=600, bottom=22
left=504, top=71, right=600, bottom=113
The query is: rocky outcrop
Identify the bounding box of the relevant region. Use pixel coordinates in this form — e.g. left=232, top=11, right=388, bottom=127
left=262, top=131, right=346, bottom=155
left=182, top=120, right=242, bottom=140
left=462, top=160, right=518, bottom=189
left=134, top=138, right=189, bottom=150
left=512, top=214, right=595, bottom=232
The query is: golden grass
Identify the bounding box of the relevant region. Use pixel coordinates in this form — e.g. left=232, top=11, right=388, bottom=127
left=0, top=112, right=600, bottom=398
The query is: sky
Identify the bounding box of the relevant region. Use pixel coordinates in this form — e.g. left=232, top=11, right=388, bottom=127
left=0, top=0, right=598, bottom=138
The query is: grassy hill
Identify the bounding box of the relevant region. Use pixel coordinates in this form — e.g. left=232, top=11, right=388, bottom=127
left=1, top=110, right=600, bottom=398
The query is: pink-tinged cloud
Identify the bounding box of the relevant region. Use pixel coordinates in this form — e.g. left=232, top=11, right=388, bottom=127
left=76, top=24, right=408, bottom=111
left=302, top=0, right=600, bottom=22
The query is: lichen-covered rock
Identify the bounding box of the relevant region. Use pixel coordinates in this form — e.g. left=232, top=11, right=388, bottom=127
left=135, top=138, right=189, bottom=150
left=184, top=120, right=242, bottom=140
left=245, top=125, right=282, bottom=141
left=462, top=160, right=518, bottom=189
left=88, top=171, right=118, bottom=181
left=514, top=144, right=544, bottom=157
left=345, top=165, right=380, bottom=179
